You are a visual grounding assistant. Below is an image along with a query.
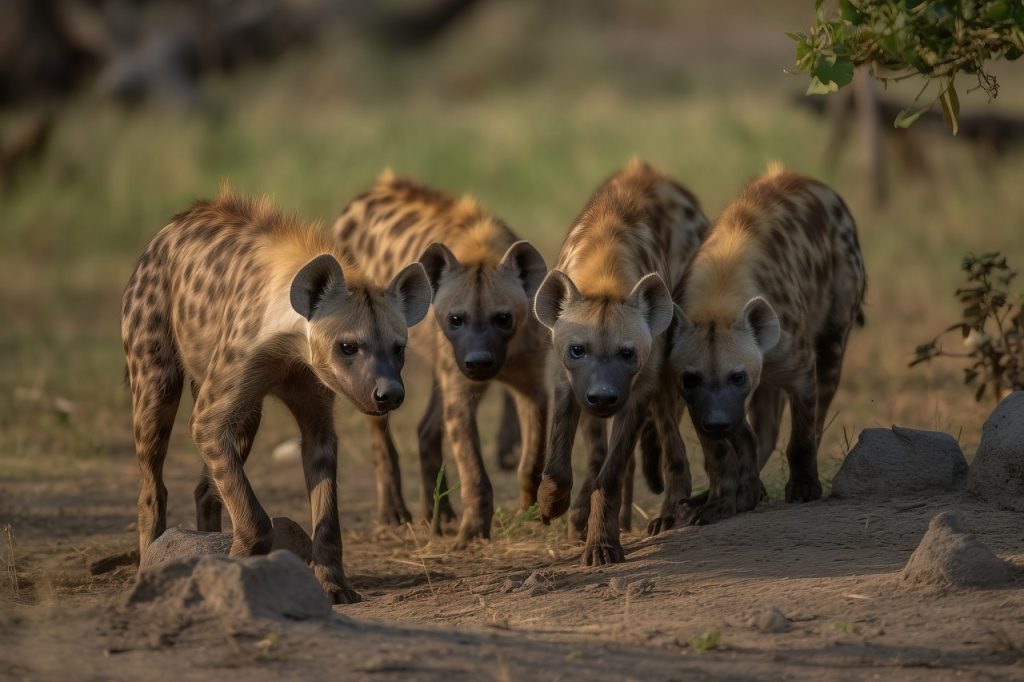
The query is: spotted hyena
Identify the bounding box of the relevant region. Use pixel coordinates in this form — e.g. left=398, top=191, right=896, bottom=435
left=533, top=160, right=709, bottom=566
left=121, top=191, right=432, bottom=603
left=333, top=173, right=548, bottom=544
left=669, top=164, right=865, bottom=524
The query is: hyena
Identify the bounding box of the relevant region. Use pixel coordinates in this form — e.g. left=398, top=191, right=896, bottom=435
left=121, top=191, right=431, bottom=603
left=333, top=173, right=548, bottom=544
left=534, top=160, right=709, bottom=566
left=669, top=165, right=865, bottom=524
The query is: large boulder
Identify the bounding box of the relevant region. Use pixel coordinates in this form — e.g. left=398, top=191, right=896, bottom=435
left=831, top=426, right=968, bottom=499
left=902, top=512, right=1012, bottom=588
left=141, top=517, right=313, bottom=568
left=124, top=550, right=331, bottom=623
left=968, top=390, right=1024, bottom=512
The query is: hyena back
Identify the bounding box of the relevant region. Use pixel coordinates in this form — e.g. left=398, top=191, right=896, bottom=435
left=670, top=165, right=865, bottom=524
left=534, top=159, right=709, bottom=566
left=122, top=191, right=431, bottom=603
left=334, top=173, right=548, bottom=545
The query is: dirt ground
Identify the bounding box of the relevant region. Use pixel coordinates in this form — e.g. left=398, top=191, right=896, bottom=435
left=2, top=417, right=1022, bottom=682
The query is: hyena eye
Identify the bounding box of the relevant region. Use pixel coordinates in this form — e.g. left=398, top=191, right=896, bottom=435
left=494, top=312, right=513, bottom=329
left=681, top=372, right=702, bottom=390
left=448, top=314, right=464, bottom=329
left=338, top=342, right=359, bottom=356
left=728, top=371, right=748, bottom=387
left=619, top=347, right=636, bottom=361
left=568, top=344, right=586, bottom=359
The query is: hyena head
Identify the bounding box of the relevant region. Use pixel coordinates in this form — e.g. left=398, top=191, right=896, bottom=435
left=534, top=271, right=673, bottom=418
left=669, top=297, right=780, bottom=438
left=290, top=254, right=432, bottom=415
left=420, top=241, right=547, bottom=381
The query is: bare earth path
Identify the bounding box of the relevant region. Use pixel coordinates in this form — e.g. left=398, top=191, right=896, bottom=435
left=2, top=441, right=1022, bottom=681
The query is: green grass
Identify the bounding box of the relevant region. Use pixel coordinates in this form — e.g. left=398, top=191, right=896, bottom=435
left=2, top=1, right=1024, bottom=514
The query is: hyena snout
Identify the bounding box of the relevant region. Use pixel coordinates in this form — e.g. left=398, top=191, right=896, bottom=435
left=372, top=377, right=405, bottom=411
left=585, top=385, right=620, bottom=411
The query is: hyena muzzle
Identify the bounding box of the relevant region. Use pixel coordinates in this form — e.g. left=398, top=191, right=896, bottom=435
left=334, top=173, right=549, bottom=545
left=534, top=160, right=709, bottom=566
left=669, top=164, right=865, bottom=525
left=122, top=191, right=431, bottom=603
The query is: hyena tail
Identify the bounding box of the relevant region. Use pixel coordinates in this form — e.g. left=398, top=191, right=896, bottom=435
left=639, top=418, right=664, bottom=494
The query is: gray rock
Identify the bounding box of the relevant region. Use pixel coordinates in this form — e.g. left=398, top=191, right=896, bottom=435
left=831, top=426, right=968, bottom=499
left=747, top=607, right=790, bottom=633
left=125, top=550, right=331, bottom=623
left=141, top=517, right=313, bottom=568
left=968, top=391, right=1024, bottom=511
left=902, top=512, right=1012, bottom=588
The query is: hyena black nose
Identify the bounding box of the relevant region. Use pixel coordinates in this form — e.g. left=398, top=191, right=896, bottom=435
left=463, top=351, right=495, bottom=371
left=701, top=415, right=732, bottom=436
left=586, top=386, right=619, bottom=408
left=373, top=379, right=405, bottom=410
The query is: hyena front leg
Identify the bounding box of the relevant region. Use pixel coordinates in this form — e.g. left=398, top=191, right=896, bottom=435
left=749, top=385, right=785, bottom=472
left=277, top=377, right=359, bottom=604
left=682, top=434, right=739, bottom=525
left=732, top=421, right=762, bottom=512
left=128, top=354, right=184, bottom=557
left=569, top=412, right=607, bottom=543
left=619, top=453, right=635, bottom=533
left=417, top=376, right=456, bottom=531
left=195, top=405, right=262, bottom=531
left=647, top=393, right=691, bottom=536
left=368, top=415, right=412, bottom=526
left=580, top=402, right=643, bottom=566
left=439, top=372, right=490, bottom=547
left=538, top=376, right=580, bottom=524
left=785, top=366, right=823, bottom=503
left=502, top=373, right=548, bottom=513
left=494, top=390, right=522, bottom=472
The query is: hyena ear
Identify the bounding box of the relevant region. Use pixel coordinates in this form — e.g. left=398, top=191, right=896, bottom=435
left=533, top=270, right=581, bottom=331
left=626, top=273, right=674, bottom=337
left=386, top=262, right=433, bottom=327
left=669, top=303, right=694, bottom=347
left=738, top=296, right=781, bottom=353
left=497, top=240, right=548, bottom=299
left=290, top=254, right=346, bottom=320
left=418, top=243, right=463, bottom=300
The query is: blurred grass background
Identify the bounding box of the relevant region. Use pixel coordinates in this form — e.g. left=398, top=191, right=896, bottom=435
left=3, top=0, right=1024, bottom=513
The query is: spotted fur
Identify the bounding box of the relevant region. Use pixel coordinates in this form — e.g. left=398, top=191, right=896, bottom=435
left=534, top=160, right=709, bottom=566
left=670, top=165, right=865, bottom=524
left=122, top=190, right=431, bottom=604
left=333, top=173, right=549, bottom=545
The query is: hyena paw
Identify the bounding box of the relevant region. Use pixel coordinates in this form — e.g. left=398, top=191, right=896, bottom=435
left=681, top=498, right=736, bottom=526
left=323, top=580, right=362, bottom=605
left=453, top=511, right=492, bottom=549
left=646, top=515, right=676, bottom=536
left=579, top=539, right=625, bottom=567
left=538, top=474, right=572, bottom=523
left=378, top=502, right=413, bottom=527
left=785, top=477, right=822, bottom=503
left=681, top=490, right=710, bottom=508
left=567, top=506, right=589, bottom=544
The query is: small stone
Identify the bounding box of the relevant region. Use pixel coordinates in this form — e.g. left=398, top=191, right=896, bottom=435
left=608, top=577, right=629, bottom=594
left=968, top=391, right=1024, bottom=512
left=270, top=517, right=312, bottom=562
left=272, top=437, right=302, bottom=463
left=141, top=518, right=313, bottom=568
left=902, top=512, right=1012, bottom=588
left=747, top=607, right=791, bottom=633
left=831, top=427, right=968, bottom=499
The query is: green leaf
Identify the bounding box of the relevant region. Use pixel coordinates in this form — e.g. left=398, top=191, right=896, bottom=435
left=894, top=102, right=930, bottom=128
left=840, top=0, right=865, bottom=24
left=809, top=55, right=854, bottom=95
left=939, top=79, right=960, bottom=135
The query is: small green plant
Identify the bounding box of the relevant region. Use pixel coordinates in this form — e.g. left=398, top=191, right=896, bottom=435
left=493, top=504, right=540, bottom=540
left=834, top=621, right=859, bottom=635
left=431, top=463, right=460, bottom=534
left=789, top=0, right=1024, bottom=133
left=691, top=629, right=722, bottom=653
left=911, top=252, right=1024, bottom=401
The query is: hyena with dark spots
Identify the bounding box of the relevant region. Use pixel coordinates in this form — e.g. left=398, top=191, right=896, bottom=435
left=121, top=191, right=432, bottom=603
left=669, top=165, right=865, bottom=525
left=533, top=160, right=709, bottom=566
left=334, top=173, right=548, bottom=545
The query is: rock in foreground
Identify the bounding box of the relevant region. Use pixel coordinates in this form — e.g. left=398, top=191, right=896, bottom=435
left=141, top=517, right=312, bottom=568
left=902, top=512, right=1011, bottom=588
left=968, top=390, right=1024, bottom=512
left=831, top=427, right=968, bottom=499
left=125, top=550, right=331, bottom=622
